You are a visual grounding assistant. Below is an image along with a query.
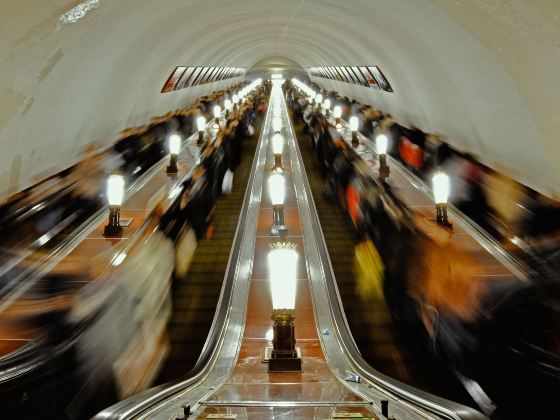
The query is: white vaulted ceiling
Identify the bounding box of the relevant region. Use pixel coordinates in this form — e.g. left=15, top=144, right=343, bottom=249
left=1, top=0, right=559, bottom=199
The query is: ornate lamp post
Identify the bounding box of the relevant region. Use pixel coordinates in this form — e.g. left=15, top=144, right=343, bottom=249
left=333, top=105, right=342, bottom=130
left=166, top=133, right=181, bottom=174
left=268, top=172, right=287, bottom=235
left=350, top=116, right=360, bottom=147
left=213, top=105, right=221, bottom=128
left=267, top=242, right=301, bottom=372
left=103, top=173, right=125, bottom=237
left=376, top=134, right=390, bottom=183
left=433, top=171, right=452, bottom=229
left=271, top=133, right=284, bottom=172
left=196, top=116, right=206, bottom=145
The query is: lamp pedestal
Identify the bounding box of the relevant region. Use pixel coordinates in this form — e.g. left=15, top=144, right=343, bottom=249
left=269, top=310, right=301, bottom=372
left=104, top=206, right=123, bottom=237
left=351, top=131, right=359, bottom=147
left=271, top=204, right=287, bottom=235
left=197, top=131, right=204, bottom=145
left=436, top=203, right=453, bottom=230
left=214, top=117, right=220, bottom=128
left=166, top=154, right=178, bottom=174
left=272, top=154, right=283, bottom=172
left=225, top=109, right=230, bottom=120
left=379, top=154, right=390, bottom=183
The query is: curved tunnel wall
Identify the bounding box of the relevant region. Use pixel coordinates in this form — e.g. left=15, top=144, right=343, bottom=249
left=1, top=0, right=559, bottom=199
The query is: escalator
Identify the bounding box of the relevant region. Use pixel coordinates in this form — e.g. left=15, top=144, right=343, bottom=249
left=157, top=114, right=264, bottom=382
left=291, top=118, right=478, bottom=409
left=0, top=85, right=265, bottom=418
left=96, top=81, right=484, bottom=420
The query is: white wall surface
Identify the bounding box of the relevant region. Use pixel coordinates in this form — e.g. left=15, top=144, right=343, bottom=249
left=1, top=0, right=559, bottom=199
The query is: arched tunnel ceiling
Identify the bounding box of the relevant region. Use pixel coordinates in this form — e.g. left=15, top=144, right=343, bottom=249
left=1, top=0, right=559, bottom=199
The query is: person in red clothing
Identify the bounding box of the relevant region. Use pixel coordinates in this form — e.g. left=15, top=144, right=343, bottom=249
left=399, top=137, right=424, bottom=171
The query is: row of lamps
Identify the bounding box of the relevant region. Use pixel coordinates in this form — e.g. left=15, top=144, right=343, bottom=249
left=266, top=84, right=301, bottom=372
left=103, top=79, right=264, bottom=237
left=291, top=79, right=452, bottom=229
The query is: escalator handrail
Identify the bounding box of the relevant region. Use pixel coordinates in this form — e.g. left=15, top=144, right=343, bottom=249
left=288, top=105, right=487, bottom=420
left=93, top=94, right=268, bottom=420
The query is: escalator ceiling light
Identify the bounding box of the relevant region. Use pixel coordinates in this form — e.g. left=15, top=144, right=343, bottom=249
left=268, top=243, right=298, bottom=310
left=432, top=172, right=450, bottom=205
left=350, top=116, right=359, bottom=132
left=196, top=116, right=206, bottom=132
left=107, top=174, right=125, bottom=207
left=333, top=106, right=342, bottom=119
left=323, top=98, right=331, bottom=110
left=268, top=172, right=285, bottom=206
left=224, top=99, right=232, bottom=111
left=213, top=105, right=222, bottom=119
left=272, top=133, right=284, bottom=155
left=376, top=134, right=388, bottom=155
left=315, top=94, right=323, bottom=104
left=168, top=133, right=181, bottom=155
left=232, top=94, right=239, bottom=104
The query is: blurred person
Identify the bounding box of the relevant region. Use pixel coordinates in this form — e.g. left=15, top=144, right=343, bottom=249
left=483, top=169, right=532, bottom=239
left=406, top=218, right=487, bottom=373
left=517, top=193, right=560, bottom=242
left=454, top=155, right=494, bottom=234
left=58, top=145, right=107, bottom=230
left=360, top=105, right=375, bottom=139
left=398, top=137, right=424, bottom=173
left=439, top=152, right=471, bottom=206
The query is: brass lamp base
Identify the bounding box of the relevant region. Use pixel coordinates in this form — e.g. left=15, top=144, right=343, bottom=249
left=267, top=309, right=302, bottom=372
left=103, top=224, right=122, bottom=237
left=351, top=131, right=359, bottom=147
left=436, top=204, right=453, bottom=230
left=271, top=204, right=287, bottom=235
left=379, top=155, right=390, bottom=183
left=269, top=353, right=302, bottom=372
left=272, top=154, right=283, bottom=172
left=104, top=207, right=123, bottom=237
left=166, top=155, right=178, bottom=174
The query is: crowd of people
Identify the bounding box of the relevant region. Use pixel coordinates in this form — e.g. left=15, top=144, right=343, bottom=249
left=0, top=82, right=253, bottom=253
left=285, top=79, right=559, bottom=416
left=0, top=79, right=271, bottom=419
left=289, top=81, right=560, bottom=266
